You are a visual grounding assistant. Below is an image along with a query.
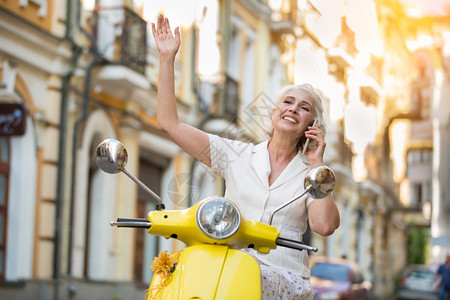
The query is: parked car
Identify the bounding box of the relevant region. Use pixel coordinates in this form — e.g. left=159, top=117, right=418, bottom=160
left=397, top=264, right=440, bottom=300
left=310, top=256, right=372, bottom=300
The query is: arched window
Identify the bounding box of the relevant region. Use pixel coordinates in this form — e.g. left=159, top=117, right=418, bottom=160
left=72, top=109, right=117, bottom=280
left=3, top=113, right=37, bottom=281
left=84, top=133, right=104, bottom=278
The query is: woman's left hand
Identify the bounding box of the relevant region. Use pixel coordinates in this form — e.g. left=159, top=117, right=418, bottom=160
left=304, top=124, right=326, bottom=167
left=152, top=14, right=180, bottom=60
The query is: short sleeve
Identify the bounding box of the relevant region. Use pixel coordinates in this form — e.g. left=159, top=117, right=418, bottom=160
left=208, top=133, right=253, bottom=179
left=306, top=197, right=315, bottom=206
left=208, top=134, right=225, bottom=176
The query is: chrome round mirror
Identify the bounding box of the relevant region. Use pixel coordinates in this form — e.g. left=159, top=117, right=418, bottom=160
left=304, top=165, right=336, bottom=199
left=95, top=139, right=128, bottom=174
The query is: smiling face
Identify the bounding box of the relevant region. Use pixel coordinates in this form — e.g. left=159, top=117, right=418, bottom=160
left=271, top=88, right=316, bottom=139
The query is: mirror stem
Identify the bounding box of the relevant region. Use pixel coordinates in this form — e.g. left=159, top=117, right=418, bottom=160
left=269, top=186, right=312, bottom=225
left=121, top=168, right=165, bottom=210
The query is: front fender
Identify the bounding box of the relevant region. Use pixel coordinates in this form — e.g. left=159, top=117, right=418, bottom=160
left=149, top=245, right=261, bottom=300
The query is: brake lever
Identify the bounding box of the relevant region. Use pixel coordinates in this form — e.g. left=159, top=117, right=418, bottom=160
left=276, top=237, right=318, bottom=252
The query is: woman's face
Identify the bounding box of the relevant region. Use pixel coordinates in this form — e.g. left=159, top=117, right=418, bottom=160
left=271, top=88, right=315, bottom=138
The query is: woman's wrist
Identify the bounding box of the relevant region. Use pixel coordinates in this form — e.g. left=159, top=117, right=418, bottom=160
left=159, top=53, right=176, bottom=62
left=310, top=161, right=324, bottom=168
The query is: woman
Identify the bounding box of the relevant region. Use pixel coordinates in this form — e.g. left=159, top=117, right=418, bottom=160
left=152, top=14, right=340, bottom=299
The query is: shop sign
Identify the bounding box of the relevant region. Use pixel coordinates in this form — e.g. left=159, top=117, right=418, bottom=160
left=0, top=103, right=26, bottom=136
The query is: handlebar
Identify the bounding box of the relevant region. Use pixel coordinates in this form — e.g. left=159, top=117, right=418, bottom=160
left=276, top=237, right=318, bottom=252
left=110, top=218, right=151, bottom=228
left=110, top=218, right=317, bottom=252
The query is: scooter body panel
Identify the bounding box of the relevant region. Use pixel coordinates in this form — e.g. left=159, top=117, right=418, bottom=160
left=147, top=201, right=279, bottom=253
left=149, top=245, right=261, bottom=300
left=214, top=248, right=261, bottom=300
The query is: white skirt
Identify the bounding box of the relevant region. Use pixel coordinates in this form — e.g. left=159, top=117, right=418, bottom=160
left=245, top=249, right=314, bottom=300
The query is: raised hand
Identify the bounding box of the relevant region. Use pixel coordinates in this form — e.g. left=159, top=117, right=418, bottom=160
left=151, top=14, right=180, bottom=59
left=152, top=14, right=211, bottom=168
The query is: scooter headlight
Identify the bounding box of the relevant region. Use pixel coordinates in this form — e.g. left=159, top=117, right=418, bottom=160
left=196, top=197, right=241, bottom=240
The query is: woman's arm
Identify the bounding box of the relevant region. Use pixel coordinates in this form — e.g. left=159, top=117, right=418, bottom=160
left=307, top=194, right=340, bottom=236
left=152, top=15, right=211, bottom=167
left=303, top=124, right=340, bottom=236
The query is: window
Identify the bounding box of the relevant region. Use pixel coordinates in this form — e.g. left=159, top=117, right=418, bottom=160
left=242, top=30, right=255, bottom=111
left=0, top=137, right=10, bottom=280
left=411, top=181, right=431, bottom=208
left=227, top=22, right=242, bottom=81
left=340, top=202, right=351, bottom=257
left=135, top=156, right=165, bottom=284
left=407, top=149, right=432, bottom=165
left=413, top=183, right=423, bottom=207
left=355, top=210, right=365, bottom=263
left=19, top=0, right=48, bottom=17
left=84, top=140, right=100, bottom=278
left=74, top=111, right=117, bottom=280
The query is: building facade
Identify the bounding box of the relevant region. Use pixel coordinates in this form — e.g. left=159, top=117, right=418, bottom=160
left=1, top=0, right=448, bottom=299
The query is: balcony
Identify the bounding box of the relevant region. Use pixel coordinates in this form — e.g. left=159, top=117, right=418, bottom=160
left=195, top=74, right=240, bottom=133
left=90, top=6, right=151, bottom=107
left=327, top=47, right=357, bottom=70
left=327, top=47, right=357, bottom=82
left=410, top=120, right=433, bottom=142
left=193, top=75, right=241, bottom=137
left=360, top=74, right=383, bottom=106
left=92, top=6, right=147, bottom=74
left=270, top=10, right=298, bottom=35
left=327, top=17, right=360, bottom=82
left=214, top=75, right=239, bottom=122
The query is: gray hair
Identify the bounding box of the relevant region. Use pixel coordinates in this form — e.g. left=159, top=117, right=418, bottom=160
left=266, top=84, right=327, bottom=150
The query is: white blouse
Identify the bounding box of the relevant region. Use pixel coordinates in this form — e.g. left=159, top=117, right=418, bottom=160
left=208, top=134, right=315, bottom=278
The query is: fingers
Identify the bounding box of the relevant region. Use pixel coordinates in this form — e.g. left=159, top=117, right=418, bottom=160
left=151, top=22, right=156, bottom=37
left=305, top=127, right=325, bottom=150
left=305, top=127, right=322, bottom=141
left=152, top=14, right=179, bottom=38
left=304, top=125, right=325, bottom=166
left=151, top=14, right=166, bottom=36
left=157, top=14, right=164, bottom=34
left=151, top=16, right=160, bottom=38
left=165, top=16, right=171, bottom=34
left=174, top=26, right=180, bottom=42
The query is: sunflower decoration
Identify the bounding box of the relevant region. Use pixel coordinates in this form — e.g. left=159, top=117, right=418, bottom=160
left=146, top=251, right=180, bottom=299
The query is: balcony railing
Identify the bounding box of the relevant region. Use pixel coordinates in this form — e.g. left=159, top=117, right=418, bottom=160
left=220, top=75, right=239, bottom=122
left=91, top=6, right=147, bottom=74
left=196, top=74, right=240, bottom=122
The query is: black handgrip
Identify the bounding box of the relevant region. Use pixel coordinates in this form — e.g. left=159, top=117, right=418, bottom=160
left=276, top=237, right=318, bottom=252
left=117, top=218, right=148, bottom=223
left=110, top=218, right=151, bottom=228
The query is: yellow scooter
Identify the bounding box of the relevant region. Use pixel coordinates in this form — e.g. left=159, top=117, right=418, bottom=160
left=95, top=139, right=336, bottom=300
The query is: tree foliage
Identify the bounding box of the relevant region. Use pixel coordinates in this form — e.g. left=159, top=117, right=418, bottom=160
left=407, top=228, right=429, bottom=265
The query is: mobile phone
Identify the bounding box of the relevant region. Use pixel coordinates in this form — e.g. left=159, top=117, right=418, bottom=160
left=302, top=119, right=318, bottom=155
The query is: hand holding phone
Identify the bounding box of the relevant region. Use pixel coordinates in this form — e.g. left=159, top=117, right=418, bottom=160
left=302, top=119, right=318, bottom=155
